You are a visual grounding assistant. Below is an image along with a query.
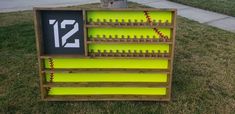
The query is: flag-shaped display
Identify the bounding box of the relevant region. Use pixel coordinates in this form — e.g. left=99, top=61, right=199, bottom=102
left=34, top=8, right=176, bottom=101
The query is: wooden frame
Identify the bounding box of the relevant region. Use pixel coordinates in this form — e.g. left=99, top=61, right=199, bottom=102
left=33, top=7, right=176, bottom=101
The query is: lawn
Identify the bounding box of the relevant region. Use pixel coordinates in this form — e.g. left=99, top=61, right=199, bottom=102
left=169, top=0, right=235, bottom=17
left=0, top=2, right=235, bottom=114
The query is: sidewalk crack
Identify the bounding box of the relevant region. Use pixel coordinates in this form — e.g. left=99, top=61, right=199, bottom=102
left=203, top=16, right=230, bottom=24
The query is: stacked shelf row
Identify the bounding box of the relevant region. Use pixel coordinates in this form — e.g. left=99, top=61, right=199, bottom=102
left=34, top=8, right=176, bottom=101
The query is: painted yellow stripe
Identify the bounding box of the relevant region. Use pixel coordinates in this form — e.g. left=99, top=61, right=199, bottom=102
left=45, top=73, right=167, bottom=82
left=48, top=87, right=167, bottom=95
left=44, top=58, right=169, bottom=69
left=88, top=43, right=169, bottom=53
left=87, top=11, right=172, bottom=23
left=88, top=28, right=171, bottom=39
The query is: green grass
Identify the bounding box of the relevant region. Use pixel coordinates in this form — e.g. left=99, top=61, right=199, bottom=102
left=169, top=0, right=235, bottom=17
left=1, top=2, right=235, bottom=114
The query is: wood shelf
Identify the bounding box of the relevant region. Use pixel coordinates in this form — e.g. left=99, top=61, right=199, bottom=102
left=42, top=69, right=170, bottom=73
left=88, top=50, right=170, bottom=58
left=44, top=95, right=169, bottom=101
left=40, top=54, right=171, bottom=59
left=40, top=55, right=86, bottom=58
left=86, top=24, right=173, bottom=28
left=87, top=41, right=172, bottom=44
left=87, top=37, right=172, bottom=44
left=43, top=82, right=168, bottom=87
left=86, top=19, right=173, bottom=28
left=89, top=56, right=171, bottom=60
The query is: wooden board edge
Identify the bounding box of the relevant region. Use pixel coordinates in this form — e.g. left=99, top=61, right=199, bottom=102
left=43, top=95, right=170, bottom=101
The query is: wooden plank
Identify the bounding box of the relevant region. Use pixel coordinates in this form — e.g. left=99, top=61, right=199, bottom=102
left=42, top=68, right=170, bottom=73
left=44, top=95, right=169, bottom=101
left=33, top=9, right=47, bottom=99
left=40, top=55, right=171, bottom=59
left=43, top=82, right=168, bottom=87
left=43, top=58, right=169, bottom=69
left=86, top=24, right=173, bottom=28
left=87, top=41, right=173, bottom=44
left=167, top=10, right=177, bottom=100
left=87, top=28, right=171, bottom=41
left=83, top=10, right=88, bottom=56
left=85, top=8, right=176, bottom=12
left=47, top=87, right=167, bottom=95
left=33, top=7, right=176, bottom=11
left=40, top=54, right=172, bottom=59
left=44, top=72, right=168, bottom=83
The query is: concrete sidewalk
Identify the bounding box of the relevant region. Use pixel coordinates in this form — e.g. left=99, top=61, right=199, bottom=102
left=130, top=0, right=235, bottom=33
left=0, top=0, right=99, bottom=13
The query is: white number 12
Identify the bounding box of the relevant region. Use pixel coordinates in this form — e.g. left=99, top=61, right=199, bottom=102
left=49, top=19, right=80, bottom=48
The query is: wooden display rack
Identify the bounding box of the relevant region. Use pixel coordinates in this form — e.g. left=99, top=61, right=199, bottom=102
left=34, top=8, right=177, bottom=101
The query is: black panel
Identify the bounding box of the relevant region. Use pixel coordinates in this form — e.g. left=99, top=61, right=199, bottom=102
left=41, top=10, right=84, bottom=55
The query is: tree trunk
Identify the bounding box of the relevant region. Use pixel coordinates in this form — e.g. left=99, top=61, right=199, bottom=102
left=100, top=0, right=128, bottom=8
